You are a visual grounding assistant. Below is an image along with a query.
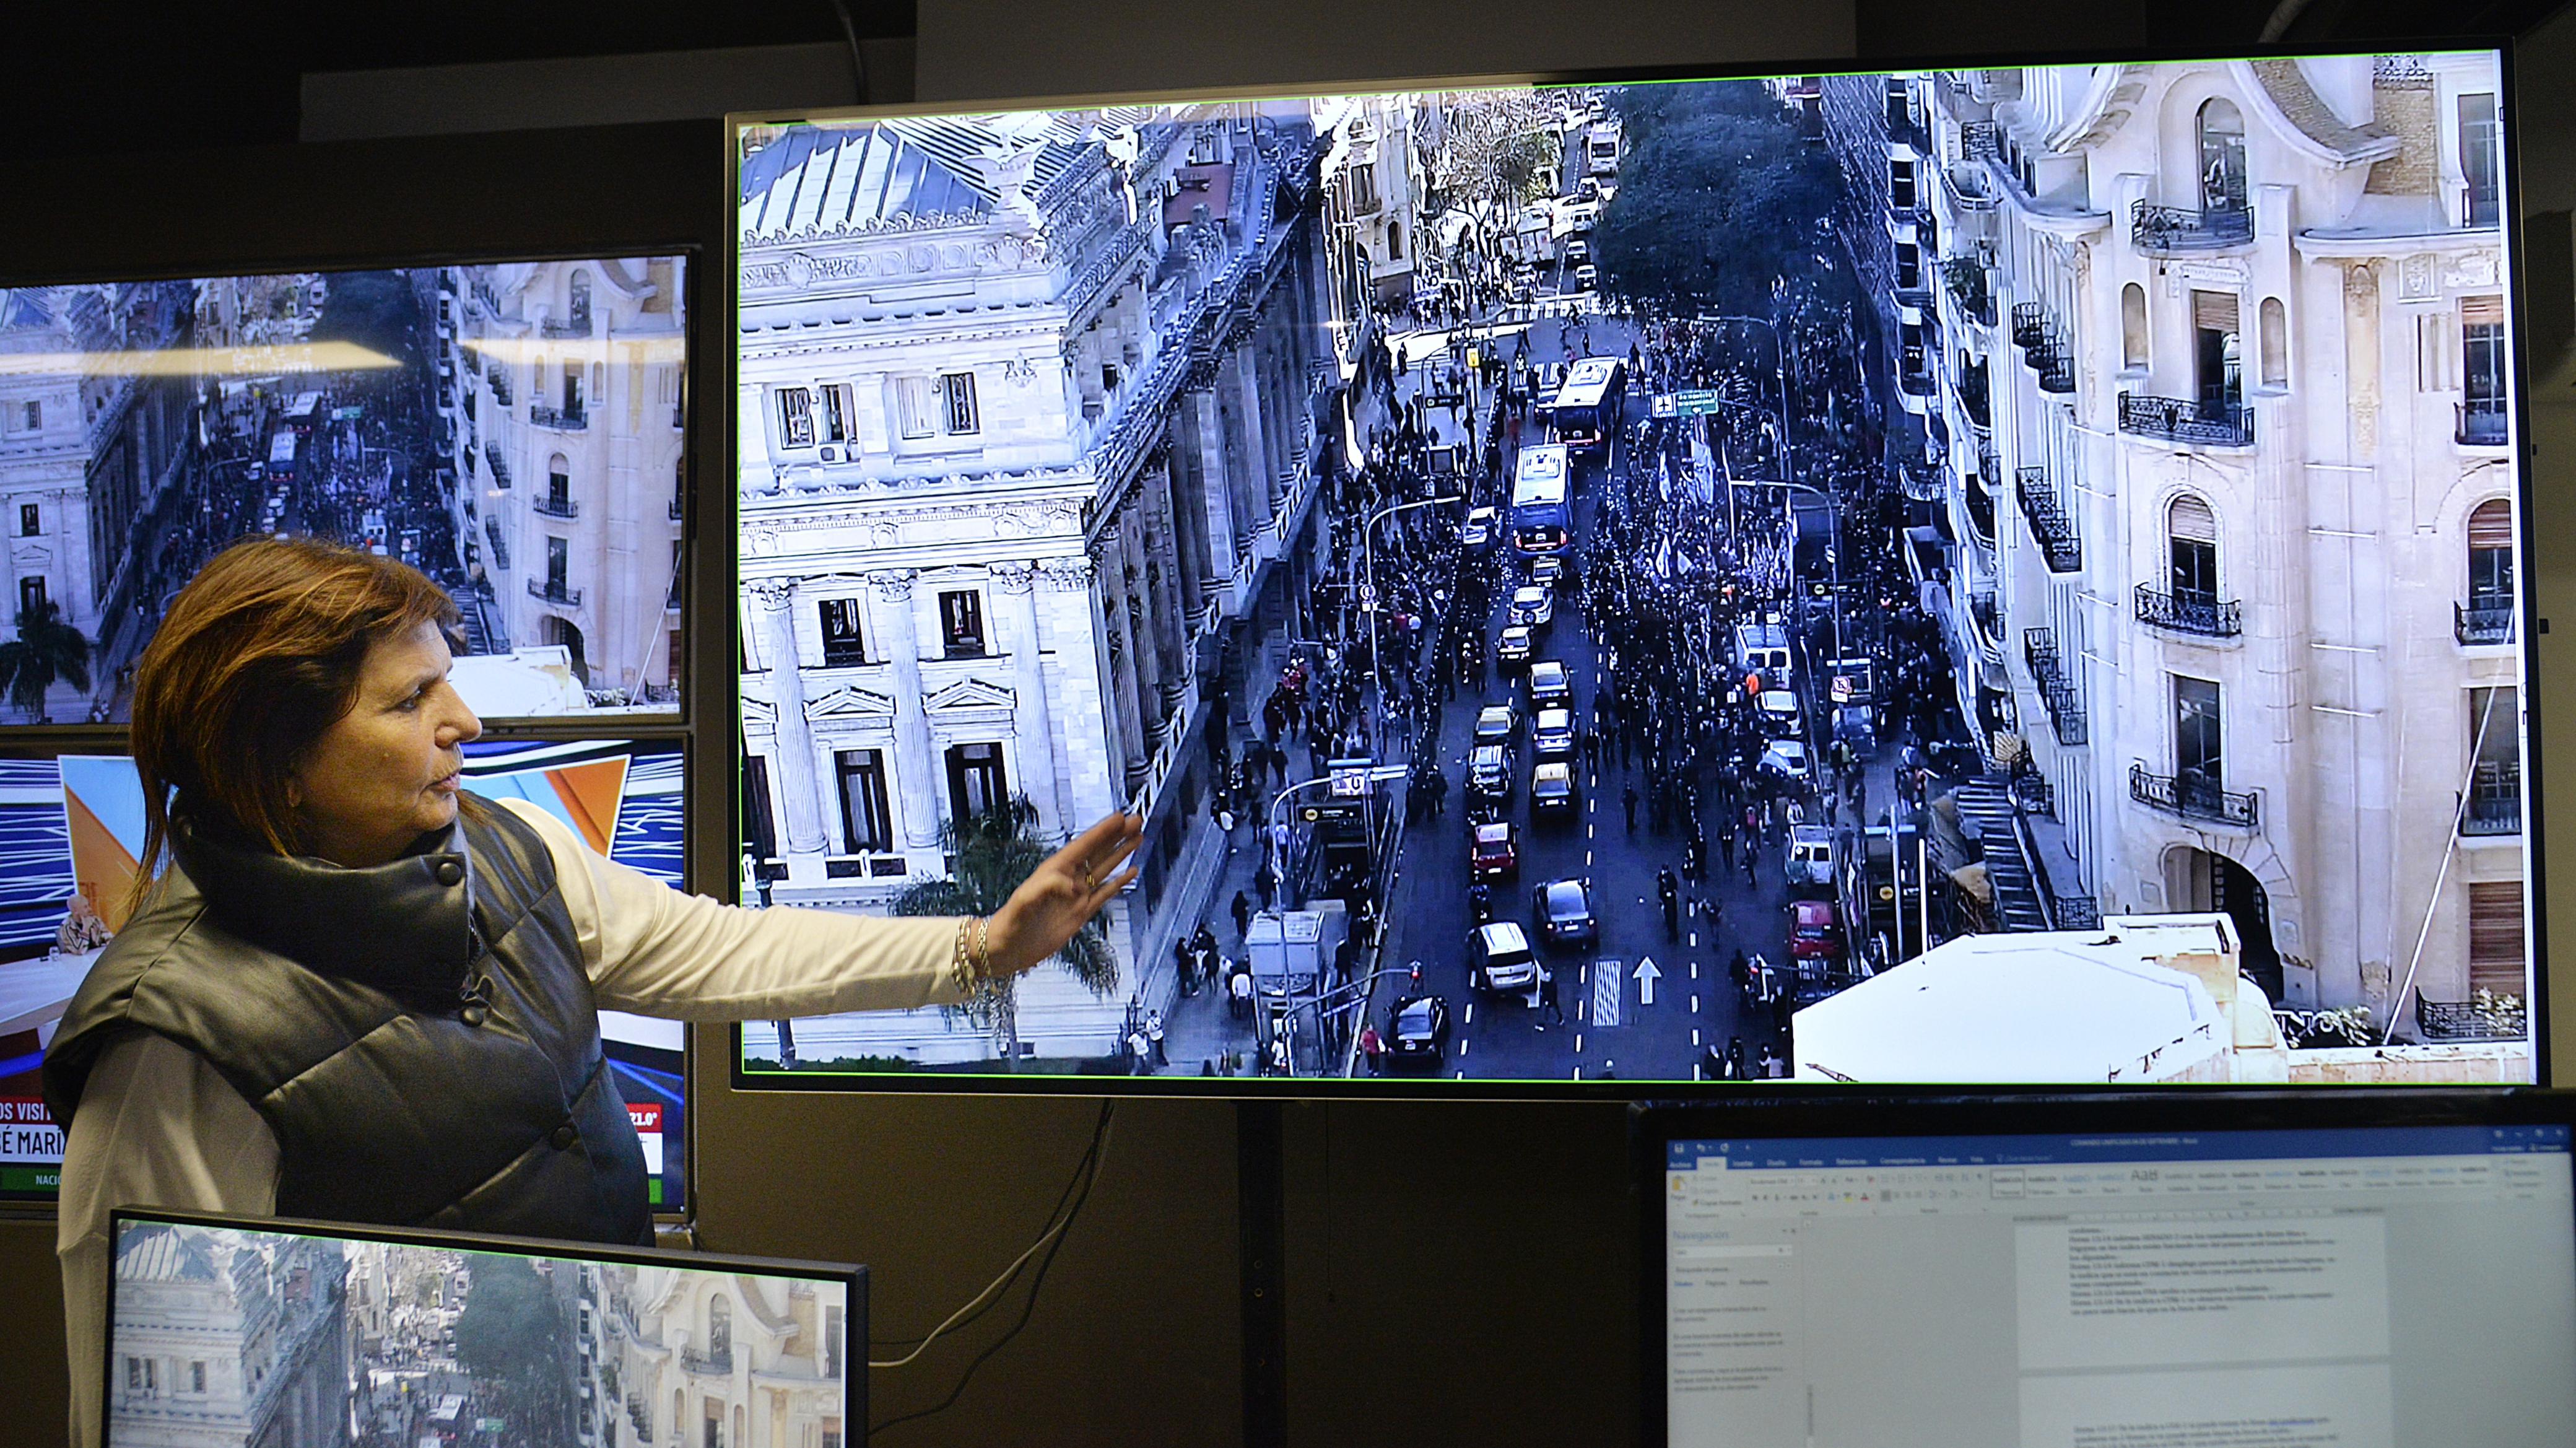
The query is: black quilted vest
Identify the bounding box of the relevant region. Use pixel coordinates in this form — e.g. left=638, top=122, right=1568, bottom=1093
left=43, top=800, right=653, bottom=1246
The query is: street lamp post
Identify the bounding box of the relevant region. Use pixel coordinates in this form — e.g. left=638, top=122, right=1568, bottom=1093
left=1361, top=493, right=1464, bottom=754
left=1266, top=774, right=1341, bottom=907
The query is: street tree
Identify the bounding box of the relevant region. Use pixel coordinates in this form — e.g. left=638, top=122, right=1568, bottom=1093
left=1592, top=85, right=1845, bottom=320
left=892, top=795, right=1118, bottom=1064
left=0, top=598, right=92, bottom=723
left=453, top=1254, right=565, bottom=1432
left=311, top=269, right=425, bottom=379
left=1426, top=90, right=1581, bottom=236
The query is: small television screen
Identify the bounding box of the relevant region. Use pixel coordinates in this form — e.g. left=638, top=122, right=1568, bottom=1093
left=731, top=51, right=2535, bottom=1089
left=0, top=738, right=690, bottom=1206
left=105, top=1209, right=859, bottom=1448
left=0, top=254, right=690, bottom=726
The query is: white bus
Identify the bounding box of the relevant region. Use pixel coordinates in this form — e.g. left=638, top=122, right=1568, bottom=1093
left=1509, top=443, right=1572, bottom=557
left=1546, top=356, right=1627, bottom=456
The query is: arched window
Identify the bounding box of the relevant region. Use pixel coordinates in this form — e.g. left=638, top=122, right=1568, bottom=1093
left=2197, top=99, right=2247, bottom=213
left=708, top=1294, right=732, bottom=1366
left=569, top=269, right=593, bottom=333
left=1386, top=219, right=1404, bottom=263
left=2258, top=297, right=2287, bottom=388
left=547, top=452, right=571, bottom=514
left=2468, top=498, right=2515, bottom=607
left=2121, top=282, right=2149, bottom=369
left=2169, top=494, right=2219, bottom=607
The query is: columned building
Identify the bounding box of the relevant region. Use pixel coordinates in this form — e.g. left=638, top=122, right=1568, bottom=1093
left=0, top=291, right=98, bottom=717
left=1868, top=55, right=2521, bottom=1035
left=448, top=258, right=689, bottom=705
left=737, top=104, right=1344, bottom=1061
left=107, top=1224, right=350, bottom=1448
left=584, top=1262, right=846, bottom=1448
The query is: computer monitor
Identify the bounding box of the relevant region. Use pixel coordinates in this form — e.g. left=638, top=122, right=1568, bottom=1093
left=1640, top=1093, right=2576, bottom=1447
left=730, top=48, right=2538, bottom=1091
left=0, top=738, right=691, bottom=1210
left=0, top=253, right=691, bottom=726
left=103, top=1207, right=860, bottom=1448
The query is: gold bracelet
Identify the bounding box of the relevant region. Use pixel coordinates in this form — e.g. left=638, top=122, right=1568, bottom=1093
left=972, top=917, right=998, bottom=979
left=951, top=917, right=978, bottom=995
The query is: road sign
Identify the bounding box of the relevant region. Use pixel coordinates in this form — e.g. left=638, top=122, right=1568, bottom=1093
left=1329, top=757, right=1375, bottom=797
left=1831, top=677, right=1853, bottom=703
left=1634, top=956, right=1663, bottom=1007
left=1592, top=958, right=1624, bottom=1029
left=1671, top=389, right=1722, bottom=417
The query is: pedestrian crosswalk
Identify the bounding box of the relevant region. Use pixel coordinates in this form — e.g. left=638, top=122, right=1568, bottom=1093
left=1591, top=958, right=1623, bottom=1029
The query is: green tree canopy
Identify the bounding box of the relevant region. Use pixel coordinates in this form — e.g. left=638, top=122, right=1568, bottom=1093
left=311, top=270, right=422, bottom=373
left=1592, top=85, right=1843, bottom=320
left=0, top=597, right=92, bottom=723
left=892, top=796, right=1118, bottom=1063
left=454, top=1254, right=561, bottom=1391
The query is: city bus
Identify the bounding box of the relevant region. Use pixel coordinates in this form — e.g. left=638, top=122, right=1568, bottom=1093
left=1509, top=443, right=1572, bottom=557
left=1546, top=356, right=1625, bottom=456
left=285, top=390, right=325, bottom=432
left=266, top=427, right=299, bottom=481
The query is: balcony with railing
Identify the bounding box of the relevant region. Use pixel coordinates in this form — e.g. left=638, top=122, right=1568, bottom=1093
left=2130, top=199, right=2253, bottom=253
left=2414, top=992, right=2526, bottom=1042
left=2009, top=300, right=2046, bottom=351
left=2014, top=468, right=2081, bottom=572
left=2130, top=762, right=2259, bottom=829
left=2134, top=583, right=2240, bottom=638
left=2457, top=396, right=2509, bottom=447
left=1957, top=362, right=1990, bottom=429
left=1963, top=469, right=1997, bottom=547
left=1962, top=120, right=1999, bottom=160
left=534, top=495, right=579, bottom=520
left=528, top=577, right=583, bottom=607
left=1941, top=258, right=1995, bottom=328
left=2028, top=334, right=2073, bottom=393
left=2461, top=788, right=2522, bottom=837
left=2455, top=596, right=2515, bottom=645
left=1898, top=351, right=1936, bottom=397
left=541, top=312, right=593, bottom=339
left=2120, top=392, right=2253, bottom=448
left=484, top=442, right=511, bottom=489
left=1968, top=592, right=2006, bottom=669
left=531, top=403, right=588, bottom=431
left=1897, top=460, right=1944, bottom=503
left=482, top=517, right=510, bottom=570
left=680, top=1345, right=733, bottom=1376
left=2022, top=628, right=2087, bottom=746
left=489, top=371, right=513, bottom=406
left=1939, top=159, right=1999, bottom=217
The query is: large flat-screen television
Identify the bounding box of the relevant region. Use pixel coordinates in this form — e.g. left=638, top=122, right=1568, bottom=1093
left=0, top=738, right=692, bottom=1208
left=104, top=1208, right=859, bottom=1448
left=0, top=254, right=691, bottom=726
left=728, top=49, right=2540, bottom=1091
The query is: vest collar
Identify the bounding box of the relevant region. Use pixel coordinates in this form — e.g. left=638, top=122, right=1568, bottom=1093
left=170, top=811, right=477, bottom=999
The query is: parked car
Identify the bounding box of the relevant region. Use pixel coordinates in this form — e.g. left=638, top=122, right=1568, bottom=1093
left=1460, top=506, right=1500, bottom=556
left=1574, top=263, right=1599, bottom=291
left=1526, top=659, right=1572, bottom=709
left=1386, top=995, right=1451, bottom=1065
left=1759, top=738, right=1813, bottom=787
left=1531, top=761, right=1578, bottom=817
left=1472, top=820, right=1521, bottom=880
left=1790, top=899, right=1844, bottom=962
left=1532, top=707, right=1577, bottom=760
left=1531, top=877, right=1598, bottom=949
left=1529, top=554, right=1567, bottom=594
left=1474, top=704, right=1520, bottom=749
left=1469, top=922, right=1542, bottom=993
left=1469, top=744, right=1514, bottom=801
left=1757, top=689, right=1804, bottom=739
left=1509, top=585, right=1553, bottom=630
left=1785, top=825, right=1835, bottom=894
left=1497, top=625, right=1536, bottom=671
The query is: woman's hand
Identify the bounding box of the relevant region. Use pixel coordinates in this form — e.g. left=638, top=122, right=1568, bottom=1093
left=986, top=811, right=1144, bottom=976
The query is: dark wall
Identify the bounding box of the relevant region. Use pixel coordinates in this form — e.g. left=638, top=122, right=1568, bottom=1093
left=6, top=7, right=2576, bottom=1448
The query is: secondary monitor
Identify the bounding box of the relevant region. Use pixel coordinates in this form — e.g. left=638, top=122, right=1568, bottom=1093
left=0, top=738, right=690, bottom=1208
left=103, top=1207, right=859, bottom=1448
left=1642, top=1094, right=2576, bottom=1447
left=730, top=50, right=2537, bottom=1089
left=0, top=254, right=691, bottom=726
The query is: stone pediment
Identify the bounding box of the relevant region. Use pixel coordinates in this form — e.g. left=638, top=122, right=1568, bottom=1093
left=923, top=678, right=1016, bottom=715
left=807, top=683, right=899, bottom=720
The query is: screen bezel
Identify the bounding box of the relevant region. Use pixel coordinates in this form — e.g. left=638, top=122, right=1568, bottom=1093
left=0, top=243, right=705, bottom=737
left=1632, top=1086, right=2576, bottom=1447
left=721, top=38, right=2546, bottom=1101
left=101, top=1205, right=862, bottom=1448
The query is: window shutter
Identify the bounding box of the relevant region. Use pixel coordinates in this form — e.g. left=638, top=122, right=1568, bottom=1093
left=2468, top=499, right=2515, bottom=551
left=2467, top=881, right=2526, bottom=998
left=2191, top=289, right=2240, bottom=334
left=2170, top=494, right=2218, bottom=543
left=2461, top=294, right=2505, bottom=326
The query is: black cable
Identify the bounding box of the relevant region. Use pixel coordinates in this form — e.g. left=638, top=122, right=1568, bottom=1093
left=870, top=1100, right=1116, bottom=1437
left=825, top=0, right=871, bottom=105
left=866, top=1099, right=1110, bottom=1350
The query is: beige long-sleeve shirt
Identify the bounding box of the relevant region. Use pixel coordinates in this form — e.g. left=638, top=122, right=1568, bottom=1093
left=58, top=798, right=962, bottom=1448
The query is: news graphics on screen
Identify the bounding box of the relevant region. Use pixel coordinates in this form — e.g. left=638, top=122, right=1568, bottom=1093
left=729, top=52, right=2534, bottom=1090
left=0, top=255, right=689, bottom=726
left=0, top=739, right=689, bottom=1206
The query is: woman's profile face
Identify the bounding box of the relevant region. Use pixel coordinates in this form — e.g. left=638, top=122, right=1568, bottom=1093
left=287, top=620, right=482, bottom=868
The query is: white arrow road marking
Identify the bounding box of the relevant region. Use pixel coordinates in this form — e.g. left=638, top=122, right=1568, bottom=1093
left=1634, top=956, right=1663, bottom=1008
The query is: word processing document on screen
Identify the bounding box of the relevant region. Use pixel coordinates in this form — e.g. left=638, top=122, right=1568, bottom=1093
left=1662, top=1126, right=2575, bottom=1448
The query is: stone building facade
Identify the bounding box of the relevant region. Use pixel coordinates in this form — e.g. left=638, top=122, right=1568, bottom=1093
left=107, top=1224, right=350, bottom=1448
left=1837, top=56, right=2524, bottom=1037
left=735, top=103, right=1347, bottom=1062
left=577, top=1262, right=847, bottom=1448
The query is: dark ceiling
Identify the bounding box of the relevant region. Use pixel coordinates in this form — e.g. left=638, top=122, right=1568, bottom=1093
left=3, top=0, right=2564, bottom=162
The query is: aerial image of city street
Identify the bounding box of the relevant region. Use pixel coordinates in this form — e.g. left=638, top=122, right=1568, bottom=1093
left=107, top=1219, right=850, bottom=1448
left=738, top=56, right=2533, bottom=1084
left=0, top=254, right=689, bottom=724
